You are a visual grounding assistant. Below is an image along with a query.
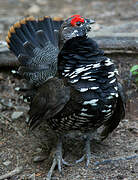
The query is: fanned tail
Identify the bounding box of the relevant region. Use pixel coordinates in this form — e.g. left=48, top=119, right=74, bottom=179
left=6, top=16, right=64, bottom=86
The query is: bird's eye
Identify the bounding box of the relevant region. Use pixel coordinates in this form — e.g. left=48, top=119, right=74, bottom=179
left=76, top=21, right=82, bottom=26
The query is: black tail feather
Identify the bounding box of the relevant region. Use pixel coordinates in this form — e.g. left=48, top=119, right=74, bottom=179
left=6, top=16, right=63, bottom=58
left=20, top=24, right=39, bottom=47
left=14, top=27, right=28, bottom=44
left=18, top=54, right=31, bottom=65
left=9, top=37, right=23, bottom=56
left=53, top=19, right=64, bottom=30
left=38, top=17, right=56, bottom=46
left=23, top=41, right=35, bottom=56
left=26, top=19, right=38, bottom=36
left=35, top=30, right=49, bottom=48
left=6, top=16, right=63, bottom=86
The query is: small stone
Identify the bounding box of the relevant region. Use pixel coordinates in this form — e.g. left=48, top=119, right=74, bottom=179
left=27, top=4, right=40, bottom=14
left=15, top=105, right=29, bottom=112
left=15, top=87, right=20, bottom=91
left=25, top=116, right=29, bottom=123
left=24, top=98, right=28, bottom=103
left=19, top=95, right=24, bottom=100
left=3, top=160, right=11, bottom=166
left=36, top=148, right=42, bottom=153
left=76, top=175, right=81, bottom=179
left=33, top=155, right=46, bottom=162
left=11, top=70, right=17, bottom=74
left=11, top=111, right=24, bottom=120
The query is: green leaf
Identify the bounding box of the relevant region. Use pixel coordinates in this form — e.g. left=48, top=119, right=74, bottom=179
left=130, top=65, right=138, bottom=73
left=132, top=71, right=138, bottom=75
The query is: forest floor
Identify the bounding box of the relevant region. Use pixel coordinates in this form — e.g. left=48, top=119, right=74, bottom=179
left=0, top=0, right=138, bottom=179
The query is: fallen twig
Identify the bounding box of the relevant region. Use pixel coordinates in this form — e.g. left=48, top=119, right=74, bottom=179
left=0, top=166, right=23, bottom=180
left=94, top=154, right=138, bottom=166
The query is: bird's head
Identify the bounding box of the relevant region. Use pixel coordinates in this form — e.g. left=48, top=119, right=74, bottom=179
left=59, top=15, right=95, bottom=49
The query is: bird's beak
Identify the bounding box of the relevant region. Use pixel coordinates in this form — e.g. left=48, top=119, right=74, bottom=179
left=85, top=19, right=95, bottom=32
left=86, top=19, right=95, bottom=24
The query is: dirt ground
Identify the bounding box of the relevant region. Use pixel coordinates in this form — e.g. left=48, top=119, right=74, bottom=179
left=0, top=0, right=138, bottom=179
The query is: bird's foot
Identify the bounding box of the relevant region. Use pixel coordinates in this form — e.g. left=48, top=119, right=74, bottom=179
left=46, top=157, right=71, bottom=180
left=46, top=137, right=71, bottom=180
left=75, top=135, right=91, bottom=168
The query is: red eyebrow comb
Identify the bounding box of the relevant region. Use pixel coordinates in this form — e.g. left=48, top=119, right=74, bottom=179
left=70, top=15, right=84, bottom=26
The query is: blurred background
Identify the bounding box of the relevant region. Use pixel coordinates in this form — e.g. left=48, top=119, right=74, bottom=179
left=0, top=0, right=138, bottom=39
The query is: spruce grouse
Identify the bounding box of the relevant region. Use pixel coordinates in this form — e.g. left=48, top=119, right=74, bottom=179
left=6, top=15, right=125, bottom=179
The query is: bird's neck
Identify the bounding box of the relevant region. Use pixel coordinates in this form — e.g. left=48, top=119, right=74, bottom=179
left=58, top=36, right=104, bottom=79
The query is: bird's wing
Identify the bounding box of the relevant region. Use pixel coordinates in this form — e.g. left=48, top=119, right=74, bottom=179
left=101, top=82, right=126, bottom=140
left=6, top=16, right=64, bottom=87
left=28, top=78, right=70, bottom=130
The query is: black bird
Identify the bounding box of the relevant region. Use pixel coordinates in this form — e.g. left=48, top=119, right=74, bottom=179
left=6, top=15, right=125, bottom=179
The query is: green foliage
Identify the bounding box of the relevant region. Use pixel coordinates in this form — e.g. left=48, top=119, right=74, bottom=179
left=130, top=65, right=138, bottom=85
left=130, top=65, right=138, bottom=75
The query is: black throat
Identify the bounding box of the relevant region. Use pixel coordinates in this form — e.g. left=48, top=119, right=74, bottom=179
left=58, top=36, right=104, bottom=78
left=60, top=36, right=103, bottom=54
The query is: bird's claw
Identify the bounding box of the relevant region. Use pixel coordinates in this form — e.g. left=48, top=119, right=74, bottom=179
left=75, top=155, right=85, bottom=164
left=75, top=135, right=91, bottom=167
left=46, top=137, right=72, bottom=180
left=62, top=158, right=72, bottom=166
left=46, top=134, right=91, bottom=179
left=75, top=154, right=90, bottom=168
left=46, top=156, right=71, bottom=180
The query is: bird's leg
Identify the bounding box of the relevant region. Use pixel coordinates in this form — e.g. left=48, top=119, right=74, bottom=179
left=75, top=134, right=91, bottom=167
left=46, top=136, right=71, bottom=180
left=46, top=136, right=62, bottom=180
left=85, top=135, right=91, bottom=167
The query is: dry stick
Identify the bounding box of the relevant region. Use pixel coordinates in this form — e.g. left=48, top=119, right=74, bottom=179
left=0, top=166, right=23, bottom=180
left=0, top=114, right=23, bottom=137
left=94, top=154, right=138, bottom=166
